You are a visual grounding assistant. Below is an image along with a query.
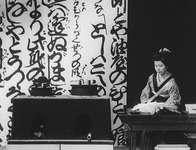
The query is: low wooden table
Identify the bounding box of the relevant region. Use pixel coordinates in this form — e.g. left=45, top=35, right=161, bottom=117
left=119, top=111, right=196, bottom=150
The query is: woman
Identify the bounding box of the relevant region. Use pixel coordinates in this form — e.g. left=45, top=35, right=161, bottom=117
left=140, top=48, right=181, bottom=112
left=139, top=48, right=181, bottom=150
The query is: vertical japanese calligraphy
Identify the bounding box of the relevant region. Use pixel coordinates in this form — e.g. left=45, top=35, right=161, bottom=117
left=110, top=0, right=127, bottom=145
left=0, top=0, right=127, bottom=146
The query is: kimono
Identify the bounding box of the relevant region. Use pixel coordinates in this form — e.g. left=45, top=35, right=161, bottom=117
left=139, top=73, right=181, bottom=150
left=140, top=73, right=181, bottom=108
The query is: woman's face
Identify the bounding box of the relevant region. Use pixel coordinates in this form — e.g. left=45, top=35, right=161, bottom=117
left=154, top=60, right=168, bottom=75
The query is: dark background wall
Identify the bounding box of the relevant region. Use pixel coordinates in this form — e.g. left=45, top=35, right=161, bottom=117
left=128, top=0, right=196, bottom=108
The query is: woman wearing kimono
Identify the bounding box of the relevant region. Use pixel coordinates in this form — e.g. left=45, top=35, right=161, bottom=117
left=140, top=48, right=181, bottom=150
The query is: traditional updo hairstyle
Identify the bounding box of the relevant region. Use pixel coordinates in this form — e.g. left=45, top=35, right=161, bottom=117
left=152, top=48, right=172, bottom=68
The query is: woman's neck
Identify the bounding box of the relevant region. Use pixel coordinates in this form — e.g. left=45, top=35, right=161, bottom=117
left=160, top=71, right=170, bottom=77
left=157, top=72, right=171, bottom=83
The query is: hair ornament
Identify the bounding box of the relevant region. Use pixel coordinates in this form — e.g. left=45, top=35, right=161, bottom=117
left=159, top=48, right=171, bottom=53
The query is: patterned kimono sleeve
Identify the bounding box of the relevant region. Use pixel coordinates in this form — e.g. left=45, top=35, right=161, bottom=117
left=140, top=76, right=152, bottom=104
left=166, top=80, right=181, bottom=107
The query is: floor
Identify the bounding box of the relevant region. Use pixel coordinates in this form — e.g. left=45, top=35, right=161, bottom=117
left=0, top=146, right=131, bottom=150
left=2, top=145, right=193, bottom=150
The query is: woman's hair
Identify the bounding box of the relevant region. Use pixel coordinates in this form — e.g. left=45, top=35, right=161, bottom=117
left=153, top=48, right=172, bottom=67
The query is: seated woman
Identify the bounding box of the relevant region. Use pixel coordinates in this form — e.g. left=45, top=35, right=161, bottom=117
left=139, top=48, right=181, bottom=150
